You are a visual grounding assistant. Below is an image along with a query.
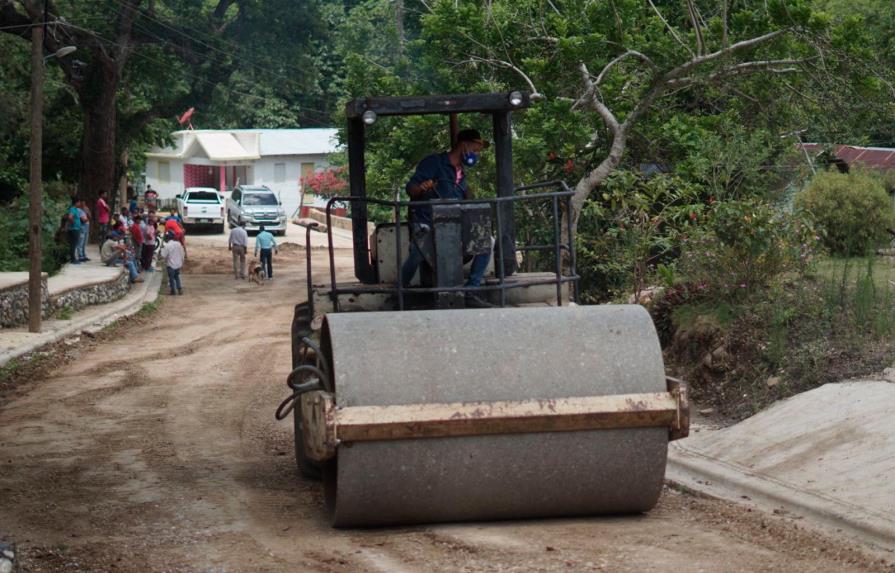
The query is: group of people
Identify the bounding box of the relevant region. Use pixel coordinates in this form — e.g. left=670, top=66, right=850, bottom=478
left=58, top=191, right=186, bottom=296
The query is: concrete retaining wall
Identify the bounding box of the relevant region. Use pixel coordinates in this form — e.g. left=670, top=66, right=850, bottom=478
left=0, top=269, right=129, bottom=328
left=0, top=276, right=49, bottom=327
left=50, top=270, right=130, bottom=314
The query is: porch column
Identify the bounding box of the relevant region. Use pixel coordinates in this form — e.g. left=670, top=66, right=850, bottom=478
left=219, top=165, right=226, bottom=192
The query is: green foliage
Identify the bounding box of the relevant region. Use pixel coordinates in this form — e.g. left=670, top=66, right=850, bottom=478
left=576, top=170, right=704, bottom=301
left=795, top=169, right=894, bottom=255
left=677, top=199, right=818, bottom=298
left=661, top=254, right=895, bottom=419
left=0, top=196, right=69, bottom=274
left=56, top=306, right=74, bottom=320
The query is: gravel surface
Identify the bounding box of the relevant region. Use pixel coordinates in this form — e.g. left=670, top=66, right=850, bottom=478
left=0, top=245, right=891, bottom=573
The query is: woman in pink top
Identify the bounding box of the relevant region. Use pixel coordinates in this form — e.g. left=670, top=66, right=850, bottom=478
left=96, top=191, right=111, bottom=240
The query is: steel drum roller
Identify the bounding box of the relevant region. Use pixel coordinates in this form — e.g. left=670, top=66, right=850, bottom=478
left=311, top=305, right=682, bottom=527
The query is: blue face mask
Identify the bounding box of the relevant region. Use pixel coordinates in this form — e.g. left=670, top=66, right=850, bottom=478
left=462, top=151, right=480, bottom=167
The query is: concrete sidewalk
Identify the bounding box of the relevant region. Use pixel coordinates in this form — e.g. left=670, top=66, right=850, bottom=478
left=46, top=245, right=121, bottom=295
left=0, top=263, right=162, bottom=368
left=668, top=379, right=895, bottom=554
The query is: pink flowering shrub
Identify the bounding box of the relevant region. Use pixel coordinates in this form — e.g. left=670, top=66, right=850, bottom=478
left=676, top=200, right=819, bottom=299
left=301, top=167, right=348, bottom=198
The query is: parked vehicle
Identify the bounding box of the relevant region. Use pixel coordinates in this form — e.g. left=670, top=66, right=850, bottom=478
left=227, top=185, right=287, bottom=235
left=176, top=187, right=225, bottom=233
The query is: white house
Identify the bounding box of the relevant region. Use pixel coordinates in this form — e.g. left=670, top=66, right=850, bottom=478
left=144, top=128, right=340, bottom=217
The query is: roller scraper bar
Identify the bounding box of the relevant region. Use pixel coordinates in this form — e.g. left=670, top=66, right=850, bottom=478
left=302, top=379, right=688, bottom=462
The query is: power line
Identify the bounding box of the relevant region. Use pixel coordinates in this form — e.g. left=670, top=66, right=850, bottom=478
left=101, top=0, right=325, bottom=94
left=59, top=19, right=334, bottom=128
left=111, top=6, right=338, bottom=121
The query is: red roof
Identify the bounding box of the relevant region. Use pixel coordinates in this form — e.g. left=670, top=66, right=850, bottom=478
left=799, top=144, right=895, bottom=170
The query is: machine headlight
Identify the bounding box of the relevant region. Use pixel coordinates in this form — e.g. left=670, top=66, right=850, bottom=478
left=508, top=91, right=524, bottom=107
left=362, top=110, right=377, bottom=125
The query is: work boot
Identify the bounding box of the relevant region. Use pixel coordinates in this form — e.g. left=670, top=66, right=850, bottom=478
left=177, top=288, right=183, bottom=295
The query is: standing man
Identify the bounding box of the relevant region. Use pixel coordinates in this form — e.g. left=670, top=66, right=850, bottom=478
left=95, top=191, right=111, bottom=241
left=228, top=221, right=249, bottom=279
left=76, top=199, right=90, bottom=262
left=254, top=224, right=278, bottom=280
left=66, top=197, right=83, bottom=264
left=142, top=213, right=157, bottom=272
left=160, top=231, right=185, bottom=295
left=400, top=129, right=492, bottom=290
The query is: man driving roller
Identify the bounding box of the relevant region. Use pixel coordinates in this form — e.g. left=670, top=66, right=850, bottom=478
left=400, top=129, right=492, bottom=290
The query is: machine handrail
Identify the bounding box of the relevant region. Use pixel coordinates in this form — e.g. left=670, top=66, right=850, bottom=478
left=322, top=184, right=578, bottom=310
left=325, top=188, right=574, bottom=210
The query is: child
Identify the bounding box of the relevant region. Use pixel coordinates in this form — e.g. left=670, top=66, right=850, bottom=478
left=159, top=231, right=185, bottom=295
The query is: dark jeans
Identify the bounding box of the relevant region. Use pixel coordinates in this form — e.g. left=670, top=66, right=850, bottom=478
left=141, top=243, right=155, bottom=270
left=400, top=241, right=490, bottom=287
left=167, top=266, right=182, bottom=293
left=260, top=248, right=273, bottom=278
left=66, top=229, right=80, bottom=263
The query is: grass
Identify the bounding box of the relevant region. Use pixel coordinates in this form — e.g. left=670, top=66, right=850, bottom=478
left=135, top=300, right=160, bottom=318
left=661, top=254, right=895, bottom=420
left=813, top=255, right=895, bottom=290
left=55, top=305, right=74, bottom=320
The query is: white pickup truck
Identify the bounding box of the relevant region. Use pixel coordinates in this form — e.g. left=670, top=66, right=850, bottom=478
left=176, top=187, right=226, bottom=233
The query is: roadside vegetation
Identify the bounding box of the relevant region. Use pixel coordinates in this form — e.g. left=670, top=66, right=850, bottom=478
left=651, top=168, right=895, bottom=419
left=0, top=193, right=71, bottom=274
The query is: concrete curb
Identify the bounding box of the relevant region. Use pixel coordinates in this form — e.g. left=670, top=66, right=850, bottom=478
left=667, top=443, right=895, bottom=554
left=0, top=271, right=162, bottom=368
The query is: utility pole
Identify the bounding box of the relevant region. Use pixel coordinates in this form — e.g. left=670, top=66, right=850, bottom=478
left=28, top=2, right=75, bottom=333
left=28, top=15, right=45, bottom=333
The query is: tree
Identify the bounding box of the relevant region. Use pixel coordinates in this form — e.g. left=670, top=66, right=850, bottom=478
left=416, top=0, right=890, bottom=240
left=0, top=0, right=330, bottom=206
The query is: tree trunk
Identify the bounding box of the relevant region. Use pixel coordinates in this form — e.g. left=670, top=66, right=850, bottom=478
left=118, top=148, right=129, bottom=210
left=565, top=130, right=628, bottom=248
left=78, top=61, right=119, bottom=210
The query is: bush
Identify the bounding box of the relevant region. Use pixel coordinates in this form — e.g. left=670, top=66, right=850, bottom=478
left=676, top=199, right=818, bottom=299
left=795, top=169, right=893, bottom=255
left=0, top=195, right=69, bottom=274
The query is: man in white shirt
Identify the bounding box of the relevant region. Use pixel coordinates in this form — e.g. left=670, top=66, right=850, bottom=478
left=228, top=221, right=249, bottom=279
left=160, top=231, right=185, bottom=295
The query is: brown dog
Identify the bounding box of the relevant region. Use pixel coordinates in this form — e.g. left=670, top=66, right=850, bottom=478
left=248, top=259, right=265, bottom=285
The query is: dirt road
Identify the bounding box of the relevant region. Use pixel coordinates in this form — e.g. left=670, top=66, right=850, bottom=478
left=0, top=245, right=890, bottom=572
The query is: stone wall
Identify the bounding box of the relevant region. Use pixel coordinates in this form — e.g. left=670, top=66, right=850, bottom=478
left=50, top=270, right=129, bottom=314
left=0, top=276, right=48, bottom=328
left=0, top=269, right=129, bottom=328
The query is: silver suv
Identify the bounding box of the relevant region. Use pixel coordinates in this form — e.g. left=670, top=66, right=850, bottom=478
left=227, top=185, right=287, bottom=235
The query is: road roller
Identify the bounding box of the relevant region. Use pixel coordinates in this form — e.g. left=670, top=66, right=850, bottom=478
left=276, top=92, right=689, bottom=527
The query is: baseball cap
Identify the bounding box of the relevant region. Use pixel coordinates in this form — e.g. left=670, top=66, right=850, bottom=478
left=457, top=129, right=490, bottom=148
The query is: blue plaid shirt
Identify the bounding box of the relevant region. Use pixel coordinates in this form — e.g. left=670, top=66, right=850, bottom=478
left=405, top=153, right=466, bottom=225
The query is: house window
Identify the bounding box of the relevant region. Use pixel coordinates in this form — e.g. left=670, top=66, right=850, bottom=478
left=274, top=162, right=286, bottom=183
left=158, top=161, right=170, bottom=183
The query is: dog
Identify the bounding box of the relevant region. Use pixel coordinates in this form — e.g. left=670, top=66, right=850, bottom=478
left=248, top=259, right=265, bottom=285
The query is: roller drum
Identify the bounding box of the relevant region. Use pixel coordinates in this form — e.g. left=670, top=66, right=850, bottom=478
left=320, top=305, right=669, bottom=527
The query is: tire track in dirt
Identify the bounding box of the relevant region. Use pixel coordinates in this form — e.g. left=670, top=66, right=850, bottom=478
left=1, top=246, right=891, bottom=572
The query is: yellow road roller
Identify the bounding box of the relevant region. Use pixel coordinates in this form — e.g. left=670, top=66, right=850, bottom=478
left=276, top=92, right=689, bottom=527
